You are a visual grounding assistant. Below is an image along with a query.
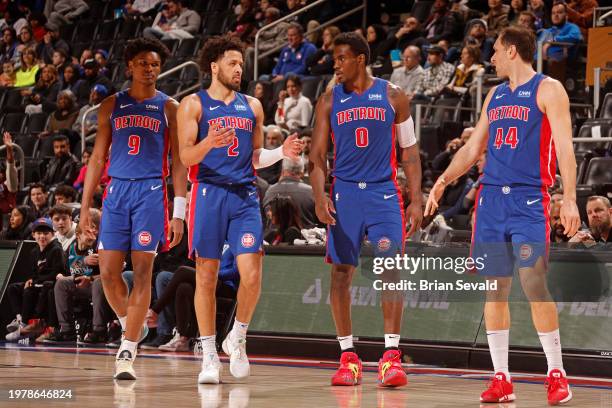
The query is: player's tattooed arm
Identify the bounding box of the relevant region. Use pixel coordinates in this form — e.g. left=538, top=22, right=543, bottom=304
left=79, top=95, right=114, bottom=237
left=309, top=90, right=336, bottom=225
left=177, top=94, right=234, bottom=166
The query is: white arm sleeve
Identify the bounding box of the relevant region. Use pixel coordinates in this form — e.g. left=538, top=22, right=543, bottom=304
left=396, top=116, right=417, bottom=148
left=253, top=146, right=285, bottom=169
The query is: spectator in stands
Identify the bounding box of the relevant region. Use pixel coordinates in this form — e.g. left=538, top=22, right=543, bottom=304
left=517, top=10, right=538, bottom=33
left=48, top=209, right=101, bottom=343
left=41, top=134, right=80, bottom=187
left=274, top=75, right=312, bottom=130
left=40, top=90, right=80, bottom=147
left=51, top=49, right=69, bottom=81
left=268, top=22, right=316, bottom=82
left=59, top=64, right=83, bottom=94
left=49, top=204, right=76, bottom=250
left=29, top=183, right=49, bottom=219
left=244, top=6, right=288, bottom=80
left=443, top=45, right=484, bottom=99
left=264, top=195, right=304, bottom=244
left=37, top=23, right=69, bottom=65
left=440, top=153, right=485, bottom=222
left=0, top=7, right=28, bottom=34
left=0, top=27, right=17, bottom=65
left=14, top=26, right=37, bottom=64
left=508, top=0, right=527, bottom=24
left=566, top=0, right=598, bottom=38
left=569, top=196, right=612, bottom=245
left=45, top=0, right=90, bottom=29
left=549, top=201, right=569, bottom=243
left=390, top=45, right=424, bottom=97
left=72, top=147, right=91, bottom=192
left=75, top=48, right=93, bottom=71
left=73, top=84, right=108, bottom=139
left=413, top=45, right=455, bottom=100
left=74, top=58, right=114, bottom=106
left=263, top=157, right=317, bottom=228
left=142, top=0, right=200, bottom=40
left=252, top=81, right=276, bottom=124
left=528, top=0, right=551, bottom=30
left=258, top=125, right=284, bottom=184
left=366, top=24, right=388, bottom=67
left=124, top=0, right=162, bottom=19
left=387, top=15, right=428, bottom=53
left=0, top=60, right=15, bottom=86
left=423, top=0, right=462, bottom=43
left=53, top=184, right=77, bottom=206
left=0, top=206, right=32, bottom=240
left=23, top=64, right=60, bottom=114
left=229, top=0, right=257, bottom=44
left=306, top=25, right=340, bottom=76
left=93, top=49, right=111, bottom=79
left=432, top=127, right=473, bottom=171
left=458, top=19, right=494, bottom=63
left=485, top=0, right=510, bottom=38
left=28, top=12, right=47, bottom=42
left=14, top=47, right=39, bottom=87
left=0, top=132, right=18, bottom=228
left=538, top=1, right=583, bottom=62
left=5, top=217, right=66, bottom=342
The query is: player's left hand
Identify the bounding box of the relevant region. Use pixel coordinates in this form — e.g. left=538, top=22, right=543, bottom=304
left=168, top=218, right=184, bottom=248
left=405, top=201, right=423, bottom=238
left=560, top=199, right=580, bottom=237
left=282, top=133, right=304, bottom=160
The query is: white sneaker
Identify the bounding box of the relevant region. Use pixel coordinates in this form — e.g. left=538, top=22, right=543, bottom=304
left=6, top=315, right=23, bottom=332
left=159, top=331, right=190, bottom=352
left=5, top=328, right=25, bottom=342
left=222, top=334, right=250, bottom=379
left=114, top=349, right=137, bottom=380
left=198, top=352, right=222, bottom=384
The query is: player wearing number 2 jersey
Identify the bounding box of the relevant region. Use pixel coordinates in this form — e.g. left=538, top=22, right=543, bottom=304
left=79, top=38, right=188, bottom=381
left=310, top=33, right=423, bottom=388
left=425, top=27, right=580, bottom=405
left=177, top=36, right=303, bottom=385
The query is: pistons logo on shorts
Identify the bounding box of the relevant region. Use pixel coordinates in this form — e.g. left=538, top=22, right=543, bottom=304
left=377, top=237, right=392, bottom=252
left=241, top=233, right=256, bottom=248
left=520, top=244, right=532, bottom=260
left=138, top=231, right=152, bottom=246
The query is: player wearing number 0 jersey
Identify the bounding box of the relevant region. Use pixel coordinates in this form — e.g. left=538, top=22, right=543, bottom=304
left=425, top=27, right=580, bottom=405
left=79, top=38, right=188, bottom=381
left=177, top=36, right=303, bottom=386
left=310, top=33, right=423, bottom=388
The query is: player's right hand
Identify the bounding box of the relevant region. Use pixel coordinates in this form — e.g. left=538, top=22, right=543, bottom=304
left=424, top=181, right=445, bottom=217
left=315, top=197, right=336, bottom=225
left=78, top=210, right=96, bottom=242
left=206, top=124, right=235, bottom=148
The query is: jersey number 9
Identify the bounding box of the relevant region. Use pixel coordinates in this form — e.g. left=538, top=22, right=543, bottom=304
left=128, top=135, right=141, bottom=155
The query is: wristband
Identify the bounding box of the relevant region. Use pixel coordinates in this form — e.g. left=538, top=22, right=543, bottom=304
left=173, top=196, right=186, bottom=220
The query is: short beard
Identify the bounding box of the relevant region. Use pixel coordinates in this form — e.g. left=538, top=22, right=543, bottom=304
left=217, top=70, right=240, bottom=92
left=590, top=219, right=611, bottom=241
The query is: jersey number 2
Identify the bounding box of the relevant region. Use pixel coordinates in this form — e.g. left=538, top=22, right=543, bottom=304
left=228, top=136, right=239, bottom=157
left=128, top=135, right=140, bottom=155
left=355, top=127, right=368, bottom=148
left=494, top=127, right=518, bottom=149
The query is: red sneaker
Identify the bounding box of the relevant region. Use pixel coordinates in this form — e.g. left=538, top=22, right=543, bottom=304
left=331, top=351, right=362, bottom=386
left=480, top=372, right=515, bottom=403
left=377, top=349, right=408, bottom=387
left=546, top=369, right=572, bottom=405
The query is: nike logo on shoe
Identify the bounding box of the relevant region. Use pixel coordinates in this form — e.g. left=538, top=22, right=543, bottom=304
left=384, top=194, right=397, bottom=200
left=526, top=199, right=541, bottom=205
left=340, top=97, right=352, bottom=103
left=151, top=185, right=162, bottom=190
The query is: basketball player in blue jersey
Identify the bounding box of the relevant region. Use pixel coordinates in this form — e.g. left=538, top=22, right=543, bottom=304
left=79, top=38, right=188, bottom=380
left=310, top=33, right=423, bottom=387
left=425, top=27, right=580, bottom=405
left=177, top=36, right=303, bottom=384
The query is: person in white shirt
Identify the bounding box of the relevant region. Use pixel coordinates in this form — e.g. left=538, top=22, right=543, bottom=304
left=49, top=204, right=76, bottom=251
left=390, top=45, right=425, bottom=97
left=275, top=75, right=313, bottom=130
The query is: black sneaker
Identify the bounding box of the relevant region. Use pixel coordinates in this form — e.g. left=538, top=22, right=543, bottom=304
left=78, top=330, right=108, bottom=346
left=141, top=334, right=174, bottom=350
left=43, top=329, right=77, bottom=344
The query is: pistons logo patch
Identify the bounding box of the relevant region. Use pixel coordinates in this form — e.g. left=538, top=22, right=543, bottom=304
left=241, top=233, right=256, bottom=248
left=138, top=231, right=152, bottom=246
left=520, top=244, right=532, bottom=260
left=377, top=237, right=391, bottom=252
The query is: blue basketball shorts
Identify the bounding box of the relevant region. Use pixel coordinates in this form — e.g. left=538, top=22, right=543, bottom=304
left=188, top=181, right=263, bottom=260
left=471, top=184, right=551, bottom=277
left=326, top=178, right=405, bottom=266
left=99, top=178, right=168, bottom=252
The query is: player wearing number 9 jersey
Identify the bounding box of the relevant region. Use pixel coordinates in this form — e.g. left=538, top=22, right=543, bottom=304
left=79, top=38, right=188, bottom=381
left=424, top=27, right=580, bottom=405
left=177, top=35, right=303, bottom=385
left=310, top=32, right=423, bottom=388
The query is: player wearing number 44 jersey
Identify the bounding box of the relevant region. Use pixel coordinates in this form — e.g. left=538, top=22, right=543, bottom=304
left=79, top=38, right=188, bottom=381
left=177, top=35, right=303, bottom=385
left=426, top=27, right=580, bottom=405
left=310, top=33, right=423, bottom=387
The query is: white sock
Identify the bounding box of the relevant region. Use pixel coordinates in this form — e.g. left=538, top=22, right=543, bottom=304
left=117, top=339, right=138, bottom=359
left=338, top=335, right=354, bottom=351
left=538, top=329, right=565, bottom=376
left=231, top=319, right=249, bottom=341
left=118, top=316, right=127, bottom=331
left=16, top=314, right=22, bottom=321
left=199, top=335, right=217, bottom=356
left=486, top=329, right=510, bottom=380
left=385, top=334, right=400, bottom=349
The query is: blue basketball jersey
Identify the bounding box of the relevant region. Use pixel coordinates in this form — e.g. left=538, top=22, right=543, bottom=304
left=482, top=73, right=556, bottom=188
left=330, top=78, right=397, bottom=183
left=109, top=90, right=170, bottom=179
left=189, top=90, right=256, bottom=185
